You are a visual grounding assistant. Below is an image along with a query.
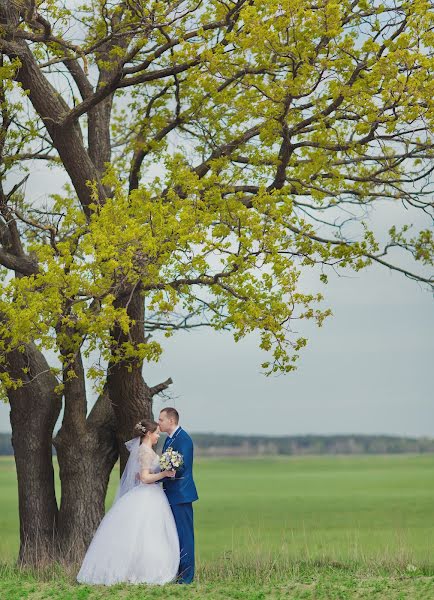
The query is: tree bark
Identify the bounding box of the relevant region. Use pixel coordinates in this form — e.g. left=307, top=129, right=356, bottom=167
left=107, top=285, right=154, bottom=471
left=53, top=389, right=118, bottom=562
left=52, top=344, right=118, bottom=562
left=3, top=343, right=61, bottom=566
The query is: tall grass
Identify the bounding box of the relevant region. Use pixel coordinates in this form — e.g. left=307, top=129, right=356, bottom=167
left=1, top=554, right=433, bottom=585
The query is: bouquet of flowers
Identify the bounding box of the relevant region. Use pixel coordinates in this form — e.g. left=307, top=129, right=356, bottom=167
left=160, top=447, right=184, bottom=471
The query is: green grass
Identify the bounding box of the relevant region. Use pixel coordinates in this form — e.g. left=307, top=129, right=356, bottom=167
left=195, top=454, right=434, bottom=564
left=1, top=454, right=434, bottom=598
left=1, top=560, right=434, bottom=599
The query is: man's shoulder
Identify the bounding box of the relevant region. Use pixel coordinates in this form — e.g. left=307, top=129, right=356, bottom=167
left=177, top=427, right=193, bottom=444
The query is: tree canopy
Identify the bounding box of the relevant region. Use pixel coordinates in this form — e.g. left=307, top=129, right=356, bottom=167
left=1, top=0, right=432, bottom=396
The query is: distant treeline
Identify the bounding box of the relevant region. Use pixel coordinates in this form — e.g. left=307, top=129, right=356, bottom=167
left=190, top=434, right=434, bottom=456
left=1, top=431, right=434, bottom=456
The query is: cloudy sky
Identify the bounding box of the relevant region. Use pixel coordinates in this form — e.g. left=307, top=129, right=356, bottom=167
left=148, top=259, right=433, bottom=437
left=0, top=159, right=433, bottom=438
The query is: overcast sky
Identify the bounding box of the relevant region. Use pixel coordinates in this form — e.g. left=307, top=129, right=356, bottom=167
left=0, top=159, right=433, bottom=438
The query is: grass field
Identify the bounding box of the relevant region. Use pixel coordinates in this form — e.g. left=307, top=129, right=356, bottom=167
left=1, top=454, right=434, bottom=598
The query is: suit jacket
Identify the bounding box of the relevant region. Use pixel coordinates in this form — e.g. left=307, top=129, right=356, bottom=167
left=162, top=427, right=199, bottom=506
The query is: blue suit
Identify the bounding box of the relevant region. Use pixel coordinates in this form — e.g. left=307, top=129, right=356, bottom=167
left=162, top=427, right=198, bottom=584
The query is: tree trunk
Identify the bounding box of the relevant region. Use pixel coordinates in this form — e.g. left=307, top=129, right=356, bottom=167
left=4, top=343, right=61, bottom=566
left=53, top=348, right=118, bottom=563
left=107, top=285, right=154, bottom=471
left=53, top=412, right=118, bottom=562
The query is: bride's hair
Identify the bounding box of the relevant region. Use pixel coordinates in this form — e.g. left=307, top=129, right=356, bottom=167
left=133, top=419, right=158, bottom=438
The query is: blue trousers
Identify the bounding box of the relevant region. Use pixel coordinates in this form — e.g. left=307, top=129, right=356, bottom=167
left=170, top=502, right=195, bottom=584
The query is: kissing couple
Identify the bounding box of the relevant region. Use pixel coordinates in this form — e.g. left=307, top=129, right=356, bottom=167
left=77, top=407, right=199, bottom=585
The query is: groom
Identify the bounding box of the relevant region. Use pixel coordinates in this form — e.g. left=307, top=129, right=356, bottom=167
left=158, top=407, right=198, bottom=584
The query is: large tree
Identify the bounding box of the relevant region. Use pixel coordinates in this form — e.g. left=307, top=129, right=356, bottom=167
left=0, top=0, right=433, bottom=565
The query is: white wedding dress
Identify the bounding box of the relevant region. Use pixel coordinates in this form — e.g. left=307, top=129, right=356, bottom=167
left=77, top=442, right=180, bottom=585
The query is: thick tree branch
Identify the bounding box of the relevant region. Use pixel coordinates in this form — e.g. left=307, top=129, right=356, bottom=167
left=2, top=39, right=108, bottom=213
left=0, top=246, right=38, bottom=275
left=149, top=377, right=173, bottom=397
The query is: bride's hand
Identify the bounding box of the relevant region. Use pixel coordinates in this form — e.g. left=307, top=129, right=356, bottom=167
left=164, top=469, right=176, bottom=478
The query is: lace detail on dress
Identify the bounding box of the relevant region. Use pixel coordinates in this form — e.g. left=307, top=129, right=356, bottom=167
left=138, top=445, right=160, bottom=473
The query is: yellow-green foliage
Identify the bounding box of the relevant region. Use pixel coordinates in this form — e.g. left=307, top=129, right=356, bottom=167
left=0, top=0, right=433, bottom=398
left=0, top=167, right=335, bottom=394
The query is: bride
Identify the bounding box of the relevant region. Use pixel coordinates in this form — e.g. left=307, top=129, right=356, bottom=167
left=77, top=419, right=180, bottom=585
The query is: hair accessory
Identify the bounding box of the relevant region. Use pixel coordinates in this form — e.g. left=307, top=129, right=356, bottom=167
left=135, top=422, right=147, bottom=435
